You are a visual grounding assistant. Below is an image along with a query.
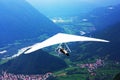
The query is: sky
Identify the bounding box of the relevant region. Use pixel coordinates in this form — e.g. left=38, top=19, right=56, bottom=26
left=26, top=0, right=120, bottom=17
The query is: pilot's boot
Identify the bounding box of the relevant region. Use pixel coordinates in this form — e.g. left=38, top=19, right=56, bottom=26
left=66, top=53, right=69, bottom=56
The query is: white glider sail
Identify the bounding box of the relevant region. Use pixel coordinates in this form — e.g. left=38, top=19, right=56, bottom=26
left=24, top=33, right=109, bottom=54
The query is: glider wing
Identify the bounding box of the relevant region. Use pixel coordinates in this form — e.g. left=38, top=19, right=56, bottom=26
left=24, top=33, right=109, bottom=54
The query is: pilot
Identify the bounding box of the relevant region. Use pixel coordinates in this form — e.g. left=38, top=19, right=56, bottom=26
left=59, top=47, right=69, bottom=56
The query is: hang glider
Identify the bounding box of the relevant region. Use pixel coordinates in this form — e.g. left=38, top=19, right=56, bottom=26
left=24, top=33, right=109, bottom=54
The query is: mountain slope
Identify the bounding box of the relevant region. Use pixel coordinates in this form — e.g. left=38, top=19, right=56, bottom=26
left=0, top=0, right=62, bottom=45
left=52, top=4, right=120, bottom=38
left=0, top=50, right=67, bottom=74
left=84, top=4, right=120, bottom=30
left=70, top=22, right=120, bottom=62
left=92, top=22, right=120, bottom=61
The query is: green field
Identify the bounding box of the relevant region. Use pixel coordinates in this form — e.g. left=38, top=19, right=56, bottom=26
left=53, top=59, right=120, bottom=80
